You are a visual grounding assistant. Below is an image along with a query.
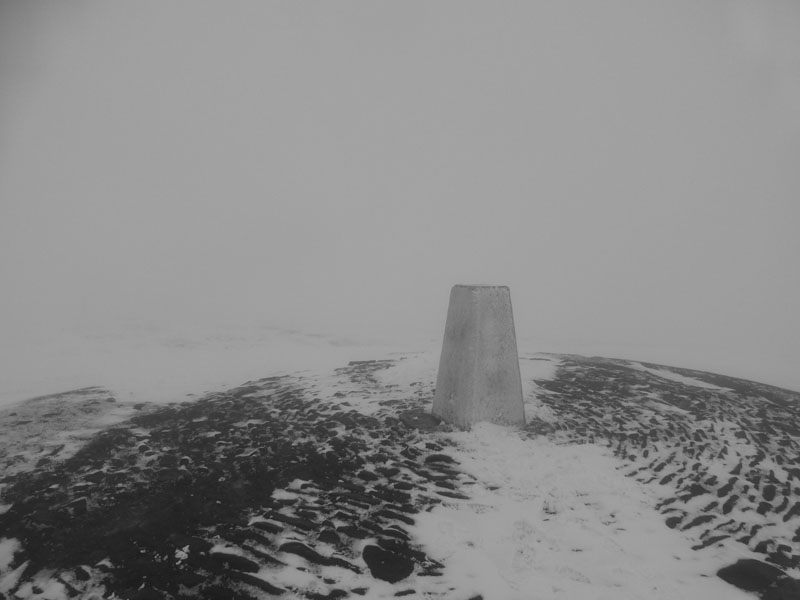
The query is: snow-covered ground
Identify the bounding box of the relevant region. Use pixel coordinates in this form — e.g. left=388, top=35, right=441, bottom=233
left=626, top=362, right=731, bottom=391
left=409, top=425, right=753, bottom=600
left=367, top=358, right=755, bottom=600
left=2, top=323, right=797, bottom=412
left=0, top=324, right=567, bottom=412
left=1, top=326, right=796, bottom=598
left=0, top=324, right=421, bottom=410
left=0, top=346, right=761, bottom=600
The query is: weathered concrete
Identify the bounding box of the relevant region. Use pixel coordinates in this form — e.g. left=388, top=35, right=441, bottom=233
left=432, top=285, right=525, bottom=429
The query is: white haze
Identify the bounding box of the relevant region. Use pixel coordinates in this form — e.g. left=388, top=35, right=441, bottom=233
left=1, top=1, right=799, bottom=396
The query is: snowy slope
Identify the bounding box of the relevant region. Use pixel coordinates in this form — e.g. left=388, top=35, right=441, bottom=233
left=1, top=346, right=799, bottom=599
left=0, top=325, right=409, bottom=410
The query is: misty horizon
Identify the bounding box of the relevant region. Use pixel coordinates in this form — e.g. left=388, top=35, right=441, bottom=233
left=1, top=2, right=799, bottom=393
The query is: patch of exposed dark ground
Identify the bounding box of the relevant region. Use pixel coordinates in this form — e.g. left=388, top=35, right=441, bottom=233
left=0, top=362, right=473, bottom=599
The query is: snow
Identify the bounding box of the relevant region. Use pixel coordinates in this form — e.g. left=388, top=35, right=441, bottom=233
left=626, top=362, right=731, bottom=391
left=373, top=351, right=438, bottom=390
left=12, top=575, right=66, bottom=600
left=411, top=423, right=754, bottom=600
left=0, top=560, right=28, bottom=597
left=518, top=353, right=561, bottom=388
left=209, top=543, right=247, bottom=557
left=519, top=354, right=562, bottom=421
left=0, top=327, right=779, bottom=598
left=0, top=324, right=410, bottom=410
left=271, top=489, right=303, bottom=502
left=0, top=539, right=20, bottom=572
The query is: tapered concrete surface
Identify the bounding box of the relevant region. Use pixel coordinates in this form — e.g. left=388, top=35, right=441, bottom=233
left=432, top=285, right=525, bottom=429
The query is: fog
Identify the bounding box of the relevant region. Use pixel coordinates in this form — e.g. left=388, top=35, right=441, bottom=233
left=2, top=2, right=799, bottom=391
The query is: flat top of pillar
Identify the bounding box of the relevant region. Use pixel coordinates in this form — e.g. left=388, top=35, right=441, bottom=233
left=452, top=284, right=510, bottom=290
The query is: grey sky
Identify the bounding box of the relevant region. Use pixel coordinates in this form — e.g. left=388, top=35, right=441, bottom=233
left=1, top=2, right=798, bottom=388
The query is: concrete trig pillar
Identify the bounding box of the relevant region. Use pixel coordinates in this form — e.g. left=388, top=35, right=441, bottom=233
left=432, top=285, right=525, bottom=429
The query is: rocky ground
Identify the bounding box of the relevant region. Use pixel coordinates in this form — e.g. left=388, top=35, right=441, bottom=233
left=530, top=356, right=800, bottom=568
left=1, top=355, right=799, bottom=599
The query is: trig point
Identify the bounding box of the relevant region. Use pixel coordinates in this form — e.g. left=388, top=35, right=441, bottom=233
left=432, top=285, right=525, bottom=429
